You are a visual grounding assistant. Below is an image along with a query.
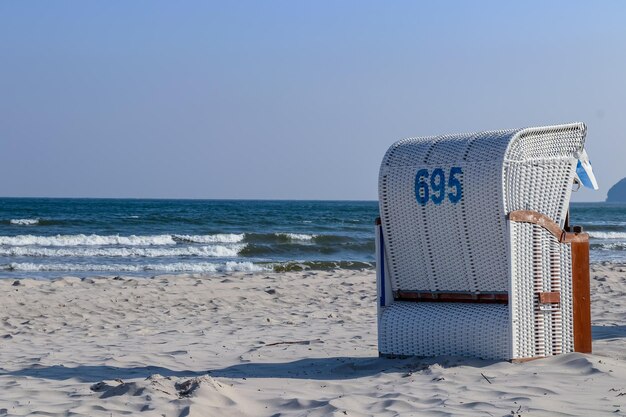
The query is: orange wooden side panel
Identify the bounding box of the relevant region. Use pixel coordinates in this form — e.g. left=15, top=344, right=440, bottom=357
left=571, top=236, right=592, bottom=353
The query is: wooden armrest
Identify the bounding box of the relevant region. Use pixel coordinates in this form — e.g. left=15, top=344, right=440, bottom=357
left=508, top=210, right=588, bottom=243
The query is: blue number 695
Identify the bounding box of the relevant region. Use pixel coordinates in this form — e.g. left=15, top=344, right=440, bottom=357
left=414, top=167, right=463, bottom=206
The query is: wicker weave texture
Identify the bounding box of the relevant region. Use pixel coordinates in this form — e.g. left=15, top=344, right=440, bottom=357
left=378, top=122, right=586, bottom=360
left=506, top=123, right=587, bottom=161
left=379, top=123, right=585, bottom=295
left=510, top=223, right=570, bottom=358
left=379, top=302, right=510, bottom=359
left=560, top=244, right=574, bottom=353
left=379, top=129, right=516, bottom=293
left=504, top=124, right=584, bottom=358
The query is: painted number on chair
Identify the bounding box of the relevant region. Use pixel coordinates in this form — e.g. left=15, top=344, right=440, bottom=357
left=415, top=167, right=463, bottom=206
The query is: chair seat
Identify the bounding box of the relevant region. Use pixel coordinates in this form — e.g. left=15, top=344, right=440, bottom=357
left=378, top=302, right=510, bottom=360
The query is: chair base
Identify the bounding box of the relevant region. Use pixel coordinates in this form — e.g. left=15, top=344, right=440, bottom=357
left=378, top=301, right=510, bottom=360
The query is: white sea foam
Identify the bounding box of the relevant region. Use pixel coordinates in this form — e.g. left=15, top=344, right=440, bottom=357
left=10, top=219, right=39, bottom=225
left=3, top=261, right=268, bottom=273
left=594, top=242, right=626, bottom=250
left=0, top=234, right=246, bottom=247
left=173, top=234, right=245, bottom=244
left=0, top=234, right=177, bottom=247
left=276, top=233, right=317, bottom=241
left=588, top=231, right=626, bottom=239
left=0, top=244, right=245, bottom=258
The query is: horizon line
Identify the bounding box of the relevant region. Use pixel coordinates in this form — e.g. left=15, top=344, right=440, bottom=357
left=0, top=195, right=610, bottom=203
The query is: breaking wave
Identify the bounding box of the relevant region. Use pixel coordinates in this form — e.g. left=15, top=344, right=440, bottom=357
left=591, top=242, right=626, bottom=251
left=275, top=233, right=316, bottom=241
left=240, top=241, right=374, bottom=257
left=588, top=231, right=626, bottom=239
left=173, top=234, right=245, bottom=244
left=10, top=219, right=39, bottom=226
left=1, top=260, right=372, bottom=273
left=0, top=234, right=245, bottom=247
left=3, top=261, right=268, bottom=273
left=0, top=244, right=245, bottom=258
left=271, top=260, right=374, bottom=272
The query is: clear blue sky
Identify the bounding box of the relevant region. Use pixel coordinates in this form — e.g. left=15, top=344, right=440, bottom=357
left=1, top=1, right=624, bottom=201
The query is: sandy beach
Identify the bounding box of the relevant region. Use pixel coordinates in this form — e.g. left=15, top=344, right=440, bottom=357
left=0, top=264, right=625, bottom=416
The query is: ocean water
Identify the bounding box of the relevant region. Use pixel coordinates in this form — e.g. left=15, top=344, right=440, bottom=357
left=0, top=199, right=377, bottom=278
left=0, top=198, right=622, bottom=278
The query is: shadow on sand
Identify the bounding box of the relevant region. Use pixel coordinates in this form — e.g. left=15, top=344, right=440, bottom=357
left=0, top=355, right=497, bottom=383
left=4, top=329, right=624, bottom=383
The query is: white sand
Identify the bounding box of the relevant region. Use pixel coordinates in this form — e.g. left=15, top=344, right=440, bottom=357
left=0, top=264, right=625, bottom=416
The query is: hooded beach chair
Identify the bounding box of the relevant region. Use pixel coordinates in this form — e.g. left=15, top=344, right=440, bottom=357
left=375, top=122, right=594, bottom=361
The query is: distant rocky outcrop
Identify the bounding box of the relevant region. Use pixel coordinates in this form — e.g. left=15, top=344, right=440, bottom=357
left=606, top=177, right=626, bottom=202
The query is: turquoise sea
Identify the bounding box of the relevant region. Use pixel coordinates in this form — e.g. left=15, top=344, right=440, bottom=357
left=0, top=198, right=622, bottom=278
